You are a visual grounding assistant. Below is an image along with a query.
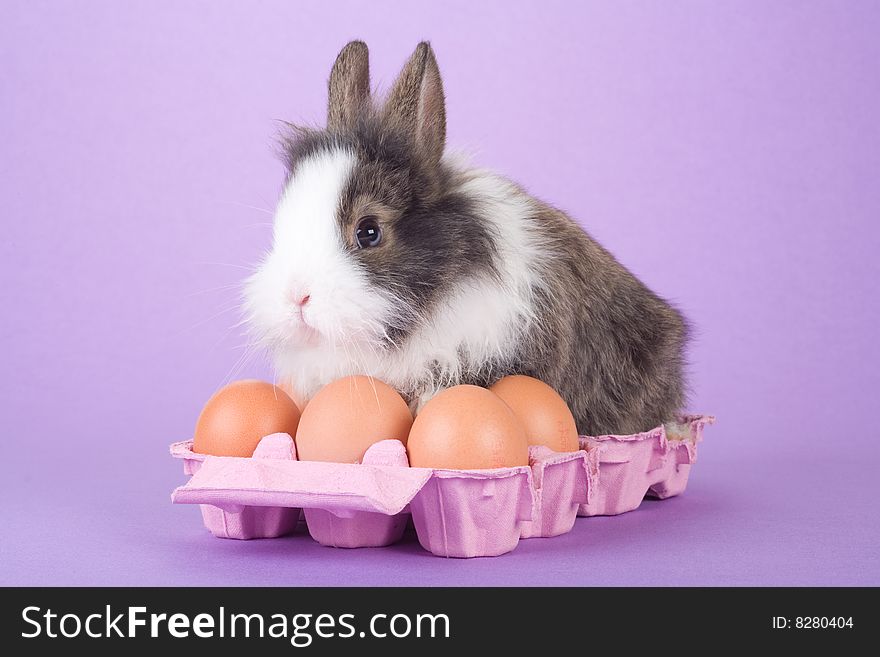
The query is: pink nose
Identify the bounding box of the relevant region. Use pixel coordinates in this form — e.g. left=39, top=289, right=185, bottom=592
left=296, top=294, right=311, bottom=307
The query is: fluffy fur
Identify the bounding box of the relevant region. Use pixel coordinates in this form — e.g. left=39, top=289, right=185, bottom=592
left=244, top=41, right=688, bottom=435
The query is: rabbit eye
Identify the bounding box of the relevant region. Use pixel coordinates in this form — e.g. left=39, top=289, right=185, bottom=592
left=355, top=216, right=382, bottom=248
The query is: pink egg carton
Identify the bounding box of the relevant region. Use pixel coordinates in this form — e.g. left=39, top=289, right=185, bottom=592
left=169, top=414, right=712, bottom=557
left=577, top=414, right=715, bottom=516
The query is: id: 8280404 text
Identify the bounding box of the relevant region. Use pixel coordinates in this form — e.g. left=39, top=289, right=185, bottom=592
left=772, top=617, right=853, bottom=629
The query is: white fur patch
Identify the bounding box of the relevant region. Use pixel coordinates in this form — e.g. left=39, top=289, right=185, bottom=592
left=244, top=147, right=398, bottom=400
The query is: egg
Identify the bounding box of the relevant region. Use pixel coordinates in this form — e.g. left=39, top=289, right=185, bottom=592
left=295, top=376, right=413, bottom=463
left=193, top=380, right=301, bottom=457
left=407, top=385, right=529, bottom=469
left=489, top=375, right=580, bottom=453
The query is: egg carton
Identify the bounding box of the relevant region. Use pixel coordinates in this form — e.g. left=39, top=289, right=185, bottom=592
left=169, top=414, right=712, bottom=557
left=577, top=414, right=714, bottom=516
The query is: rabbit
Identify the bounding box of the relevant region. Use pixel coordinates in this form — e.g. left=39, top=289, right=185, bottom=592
left=244, top=40, right=688, bottom=436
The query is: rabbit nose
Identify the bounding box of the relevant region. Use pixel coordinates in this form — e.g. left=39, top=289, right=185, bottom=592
left=291, top=292, right=311, bottom=307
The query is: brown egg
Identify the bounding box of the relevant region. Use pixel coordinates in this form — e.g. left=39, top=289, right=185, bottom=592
left=407, top=385, right=529, bottom=470
left=193, top=380, right=301, bottom=457
left=295, top=376, right=413, bottom=463
left=489, top=375, right=580, bottom=453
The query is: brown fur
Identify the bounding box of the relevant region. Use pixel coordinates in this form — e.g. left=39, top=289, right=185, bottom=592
left=327, top=41, right=371, bottom=133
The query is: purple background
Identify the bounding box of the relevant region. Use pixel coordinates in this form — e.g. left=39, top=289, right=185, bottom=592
left=2, top=1, right=878, bottom=586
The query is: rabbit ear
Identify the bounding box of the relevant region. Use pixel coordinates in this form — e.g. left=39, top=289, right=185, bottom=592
left=383, top=42, right=446, bottom=165
left=327, top=41, right=371, bottom=132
